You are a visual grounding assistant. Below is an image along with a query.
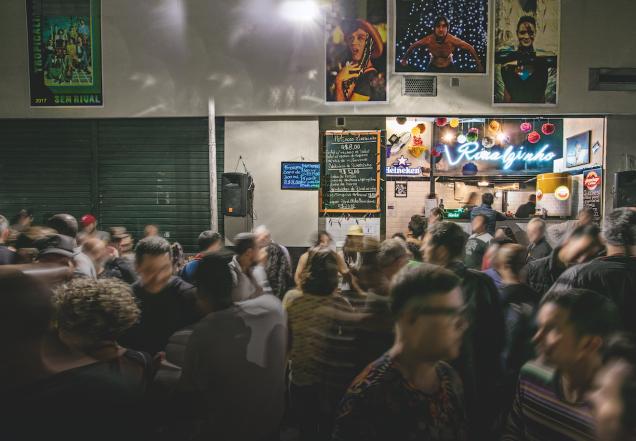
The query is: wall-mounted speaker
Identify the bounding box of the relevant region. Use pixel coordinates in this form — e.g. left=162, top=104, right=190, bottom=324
left=222, top=173, right=253, bottom=217
left=614, top=171, right=636, bottom=208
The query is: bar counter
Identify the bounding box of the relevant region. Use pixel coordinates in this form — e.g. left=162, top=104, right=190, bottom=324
left=446, top=217, right=571, bottom=246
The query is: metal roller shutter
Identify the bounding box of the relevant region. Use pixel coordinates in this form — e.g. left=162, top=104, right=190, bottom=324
left=98, top=118, right=223, bottom=253
left=0, top=119, right=92, bottom=226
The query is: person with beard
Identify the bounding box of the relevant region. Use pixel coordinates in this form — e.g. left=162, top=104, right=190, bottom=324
left=400, top=15, right=484, bottom=73
left=501, top=16, right=552, bottom=104
left=333, top=19, right=385, bottom=102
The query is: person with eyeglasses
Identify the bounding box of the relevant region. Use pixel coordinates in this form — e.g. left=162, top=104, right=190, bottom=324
left=420, top=221, right=506, bottom=440
left=333, top=265, right=469, bottom=441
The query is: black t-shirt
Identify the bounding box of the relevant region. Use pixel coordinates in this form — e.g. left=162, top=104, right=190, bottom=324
left=119, top=276, right=199, bottom=355
left=501, top=63, right=549, bottom=103
left=1, top=363, right=142, bottom=441
left=352, top=69, right=385, bottom=102
left=515, top=202, right=536, bottom=218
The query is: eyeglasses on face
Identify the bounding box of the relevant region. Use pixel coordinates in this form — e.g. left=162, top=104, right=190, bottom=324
left=413, top=305, right=468, bottom=326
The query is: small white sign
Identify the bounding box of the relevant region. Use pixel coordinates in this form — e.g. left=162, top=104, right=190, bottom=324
left=387, top=203, right=397, bottom=218
left=424, top=199, right=438, bottom=215
left=363, top=225, right=375, bottom=235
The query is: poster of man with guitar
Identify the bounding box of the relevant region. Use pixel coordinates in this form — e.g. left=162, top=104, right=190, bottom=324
left=326, top=2, right=387, bottom=104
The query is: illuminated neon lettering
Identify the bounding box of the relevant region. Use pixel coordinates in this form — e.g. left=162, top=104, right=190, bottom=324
left=444, top=142, right=556, bottom=170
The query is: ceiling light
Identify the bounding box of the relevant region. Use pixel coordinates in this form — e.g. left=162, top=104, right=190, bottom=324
left=477, top=180, right=490, bottom=187
left=279, top=0, right=319, bottom=21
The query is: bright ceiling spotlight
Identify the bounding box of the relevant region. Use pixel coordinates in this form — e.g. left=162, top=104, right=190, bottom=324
left=279, top=0, right=319, bottom=21
left=444, top=132, right=454, bottom=141
left=497, top=133, right=506, bottom=141
left=477, top=180, right=490, bottom=187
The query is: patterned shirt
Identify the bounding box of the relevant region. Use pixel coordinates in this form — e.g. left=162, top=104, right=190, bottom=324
left=282, top=290, right=332, bottom=386
left=333, top=353, right=468, bottom=441
left=502, top=361, right=595, bottom=441
left=464, top=232, right=493, bottom=270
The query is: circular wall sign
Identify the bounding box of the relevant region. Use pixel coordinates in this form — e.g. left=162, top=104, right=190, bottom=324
left=555, top=186, right=570, bottom=200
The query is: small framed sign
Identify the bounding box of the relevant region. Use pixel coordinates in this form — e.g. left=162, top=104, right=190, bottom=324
left=395, top=181, right=408, bottom=198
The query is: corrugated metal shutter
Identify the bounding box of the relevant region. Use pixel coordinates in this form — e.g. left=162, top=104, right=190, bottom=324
left=0, top=119, right=92, bottom=225
left=98, top=118, right=223, bottom=253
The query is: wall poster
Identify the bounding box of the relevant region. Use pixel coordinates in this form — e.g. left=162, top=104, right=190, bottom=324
left=394, top=0, right=488, bottom=75
left=395, top=181, right=408, bottom=197
left=493, top=0, right=559, bottom=106
left=27, top=0, right=103, bottom=107
left=326, top=0, right=387, bottom=104
left=583, top=168, right=602, bottom=226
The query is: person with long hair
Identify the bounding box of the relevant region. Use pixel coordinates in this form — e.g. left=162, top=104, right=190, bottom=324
left=294, top=231, right=350, bottom=289
left=283, top=247, right=353, bottom=440
left=261, top=242, right=294, bottom=299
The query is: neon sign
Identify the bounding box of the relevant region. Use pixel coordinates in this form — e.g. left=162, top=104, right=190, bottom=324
left=443, top=142, right=557, bottom=170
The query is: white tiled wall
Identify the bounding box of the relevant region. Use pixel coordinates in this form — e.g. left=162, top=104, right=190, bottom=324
left=386, top=180, right=537, bottom=237
left=318, top=216, right=381, bottom=250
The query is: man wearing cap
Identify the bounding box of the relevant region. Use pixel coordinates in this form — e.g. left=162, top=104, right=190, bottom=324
left=33, top=234, right=77, bottom=282
left=47, top=214, right=96, bottom=279
left=79, top=215, right=111, bottom=244
left=333, top=19, right=385, bottom=102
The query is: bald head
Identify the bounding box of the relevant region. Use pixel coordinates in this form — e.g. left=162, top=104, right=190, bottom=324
left=47, top=214, right=78, bottom=238
left=254, top=225, right=271, bottom=248
left=144, top=225, right=158, bottom=238
left=82, top=238, right=106, bottom=265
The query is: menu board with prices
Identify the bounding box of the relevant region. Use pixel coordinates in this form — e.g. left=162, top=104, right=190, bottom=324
left=321, top=132, right=381, bottom=213
left=281, top=162, right=321, bottom=190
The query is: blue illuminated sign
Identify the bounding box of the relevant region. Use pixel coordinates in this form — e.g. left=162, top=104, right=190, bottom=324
left=444, top=142, right=556, bottom=170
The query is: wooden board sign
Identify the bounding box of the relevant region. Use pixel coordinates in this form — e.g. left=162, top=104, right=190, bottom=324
left=320, top=131, right=381, bottom=213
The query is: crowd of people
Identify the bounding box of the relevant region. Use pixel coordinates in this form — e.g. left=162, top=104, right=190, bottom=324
left=0, top=203, right=635, bottom=441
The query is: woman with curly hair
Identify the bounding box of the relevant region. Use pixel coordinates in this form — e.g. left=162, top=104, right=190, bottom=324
left=260, top=242, right=294, bottom=299
left=283, top=247, right=354, bottom=440
left=54, top=278, right=156, bottom=392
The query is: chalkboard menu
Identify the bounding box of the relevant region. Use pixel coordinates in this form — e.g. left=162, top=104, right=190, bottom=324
left=281, top=162, right=321, bottom=190
left=321, top=132, right=381, bottom=213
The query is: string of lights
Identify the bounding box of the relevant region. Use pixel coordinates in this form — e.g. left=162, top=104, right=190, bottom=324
left=395, top=0, right=488, bottom=73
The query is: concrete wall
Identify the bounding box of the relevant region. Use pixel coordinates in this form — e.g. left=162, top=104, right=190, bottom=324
left=605, top=116, right=636, bottom=215
left=224, top=117, right=319, bottom=246
left=2, top=0, right=636, bottom=118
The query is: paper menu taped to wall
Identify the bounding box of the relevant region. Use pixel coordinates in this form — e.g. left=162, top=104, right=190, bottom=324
left=458, top=223, right=472, bottom=236
left=424, top=199, right=438, bottom=215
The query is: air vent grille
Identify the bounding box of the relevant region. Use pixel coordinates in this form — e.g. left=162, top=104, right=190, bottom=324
left=589, top=68, right=636, bottom=91
left=450, top=77, right=460, bottom=87
left=402, top=76, right=437, bottom=97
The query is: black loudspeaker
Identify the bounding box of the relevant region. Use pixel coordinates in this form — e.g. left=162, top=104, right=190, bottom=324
left=614, top=171, right=636, bottom=208
left=222, top=173, right=253, bottom=217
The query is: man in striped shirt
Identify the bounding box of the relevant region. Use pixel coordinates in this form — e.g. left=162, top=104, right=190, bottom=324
left=502, top=289, right=621, bottom=441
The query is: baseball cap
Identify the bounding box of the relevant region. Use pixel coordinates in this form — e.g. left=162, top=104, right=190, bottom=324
left=79, top=214, right=96, bottom=225
left=33, top=234, right=76, bottom=258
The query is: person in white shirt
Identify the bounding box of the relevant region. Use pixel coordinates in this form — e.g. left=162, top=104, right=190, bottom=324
left=229, top=233, right=263, bottom=301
